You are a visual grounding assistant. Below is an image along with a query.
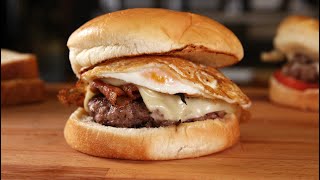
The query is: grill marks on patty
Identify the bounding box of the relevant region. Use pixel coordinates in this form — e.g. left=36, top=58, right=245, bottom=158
left=58, top=79, right=227, bottom=128
left=282, top=54, right=319, bottom=83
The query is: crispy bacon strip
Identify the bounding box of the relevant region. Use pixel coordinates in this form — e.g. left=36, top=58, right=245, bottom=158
left=91, top=79, right=125, bottom=105
left=90, top=80, right=141, bottom=106
left=57, top=80, right=86, bottom=107
left=58, top=79, right=141, bottom=107
left=120, top=84, right=140, bottom=99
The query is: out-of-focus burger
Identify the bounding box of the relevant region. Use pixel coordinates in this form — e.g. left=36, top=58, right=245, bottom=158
left=58, top=8, right=251, bottom=160
left=262, top=15, right=319, bottom=111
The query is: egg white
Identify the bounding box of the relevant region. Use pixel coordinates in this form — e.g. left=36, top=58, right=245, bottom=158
left=97, top=67, right=202, bottom=95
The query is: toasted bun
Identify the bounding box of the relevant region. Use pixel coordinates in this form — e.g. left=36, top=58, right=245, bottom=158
left=274, top=15, right=319, bottom=61
left=64, top=108, right=240, bottom=160
left=1, top=78, right=45, bottom=106
left=269, top=76, right=319, bottom=111
left=1, top=49, right=39, bottom=80
left=67, top=8, right=243, bottom=76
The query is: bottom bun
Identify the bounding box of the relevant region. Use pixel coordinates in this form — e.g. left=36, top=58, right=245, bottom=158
left=269, top=76, right=319, bottom=111
left=64, top=108, right=241, bottom=160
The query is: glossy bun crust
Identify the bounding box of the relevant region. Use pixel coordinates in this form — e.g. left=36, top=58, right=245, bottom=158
left=67, top=8, right=244, bottom=76
left=274, top=15, right=319, bottom=61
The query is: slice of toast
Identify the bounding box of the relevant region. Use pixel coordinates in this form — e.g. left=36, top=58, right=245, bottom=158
left=1, top=78, right=45, bottom=105
left=1, top=49, right=45, bottom=105
left=1, top=49, right=39, bottom=80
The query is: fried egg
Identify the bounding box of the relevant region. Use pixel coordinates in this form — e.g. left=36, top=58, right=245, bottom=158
left=81, top=56, right=251, bottom=109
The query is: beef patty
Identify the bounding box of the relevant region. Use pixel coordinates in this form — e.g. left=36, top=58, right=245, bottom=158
left=88, top=96, right=226, bottom=128
left=282, top=54, right=319, bottom=83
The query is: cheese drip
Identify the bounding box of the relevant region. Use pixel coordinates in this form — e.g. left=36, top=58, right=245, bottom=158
left=84, top=86, right=96, bottom=112
left=138, top=87, right=236, bottom=122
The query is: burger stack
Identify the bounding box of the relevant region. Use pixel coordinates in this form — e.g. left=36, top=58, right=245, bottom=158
left=262, top=15, right=319, bottom=111
left=58, top=8, right=251, bottom=160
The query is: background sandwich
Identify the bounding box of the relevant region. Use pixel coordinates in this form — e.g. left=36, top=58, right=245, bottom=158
left=1, top=49, right=45, bottom=105
left=59, top=8, right=251, bottom=160
left=261, top=15, right=319, bottom=111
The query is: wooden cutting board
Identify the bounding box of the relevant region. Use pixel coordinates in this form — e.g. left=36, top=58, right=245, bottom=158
left=1, top=84, right=319, bottom=179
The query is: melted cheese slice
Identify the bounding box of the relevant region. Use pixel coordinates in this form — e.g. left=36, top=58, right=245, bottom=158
left=138, top=87, right=236, bottom=122
left=83, top=86, right=96, bottom=112
left=83, top=78, right=237, bottom=121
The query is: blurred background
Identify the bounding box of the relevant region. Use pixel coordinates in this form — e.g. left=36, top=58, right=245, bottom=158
left=1, top=0, right=319, bottom=86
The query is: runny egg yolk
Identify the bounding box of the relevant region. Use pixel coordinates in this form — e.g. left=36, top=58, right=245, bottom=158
left=150, top=72, right=166, bottom=83
left=144, top=70, right=174, bottom=84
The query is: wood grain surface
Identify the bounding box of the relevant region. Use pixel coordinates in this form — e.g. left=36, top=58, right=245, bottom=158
left=1, top=84, right=319, bottom=179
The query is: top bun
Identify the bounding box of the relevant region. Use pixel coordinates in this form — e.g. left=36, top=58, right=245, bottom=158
left=67, top=8, right=243, bottom=76
left=274, top=15, right=319, bottom=61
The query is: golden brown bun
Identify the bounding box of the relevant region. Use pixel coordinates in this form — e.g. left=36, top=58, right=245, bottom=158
left=1, top=49, right=39, bottom=80
left=269, top=76, right=319, bottom=111
left=82, top=56, right=251, bottom=109
left=67, top=8, right=243, bottom=76
left=1, top=78, right=45, bottom=106
left=64, top=108, right=241, bottom=160
left=274, top=15, right=319, bottom=61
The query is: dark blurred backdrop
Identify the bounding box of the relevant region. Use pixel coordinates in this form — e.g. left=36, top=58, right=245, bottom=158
left=1, top=0, right=319, bottom=85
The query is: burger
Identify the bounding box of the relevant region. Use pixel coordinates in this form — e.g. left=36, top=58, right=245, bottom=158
left=261, top=15, right=319, bottom=111
left=58, top=8, right=251, bottom=160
